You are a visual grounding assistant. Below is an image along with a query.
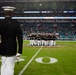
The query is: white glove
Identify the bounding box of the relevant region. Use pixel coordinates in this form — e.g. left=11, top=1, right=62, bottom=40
left=16, top=53, right=21, bottom=56
left=16, top=53, right=21, bottom=64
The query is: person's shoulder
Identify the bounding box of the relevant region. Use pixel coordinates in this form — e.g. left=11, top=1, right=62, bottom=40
left=0, top=19, right=5, bottom=23
left=0, top=19, right=4, bottom=21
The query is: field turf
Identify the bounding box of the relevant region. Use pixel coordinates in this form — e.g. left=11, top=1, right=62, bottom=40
left=0, top=40, right=76, bottom=75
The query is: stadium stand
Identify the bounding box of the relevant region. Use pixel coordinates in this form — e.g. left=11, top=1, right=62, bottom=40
left=20, top=20, right=76, bottom=40
left=0, top=0, right=76, bottom=40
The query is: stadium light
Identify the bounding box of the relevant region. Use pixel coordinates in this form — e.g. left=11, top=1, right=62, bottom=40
left=0, top=17, right=76, bottom=19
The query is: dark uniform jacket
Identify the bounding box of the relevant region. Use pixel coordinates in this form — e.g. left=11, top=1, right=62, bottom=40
left=0, top=17, right=23, bottom=56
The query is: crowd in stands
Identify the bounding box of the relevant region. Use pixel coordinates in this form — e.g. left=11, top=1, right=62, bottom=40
left=0, top=11, right=76, bottom=40
left=19, top=19, right=76, bottom=40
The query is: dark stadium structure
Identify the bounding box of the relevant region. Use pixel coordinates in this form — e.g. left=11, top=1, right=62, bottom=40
left=0, top=0, right=76, bottom=40
left=0, top=0, right=76, bottom=11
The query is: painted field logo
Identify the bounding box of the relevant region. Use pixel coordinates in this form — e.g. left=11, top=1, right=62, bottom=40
left=35, top=57, right=58, bottom=64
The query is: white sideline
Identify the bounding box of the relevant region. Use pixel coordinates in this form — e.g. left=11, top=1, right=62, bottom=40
left=18, top=46, right=42, bottom=75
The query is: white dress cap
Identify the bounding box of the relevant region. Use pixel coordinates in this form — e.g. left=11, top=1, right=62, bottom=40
left=2, top=6, right=16, bottom=11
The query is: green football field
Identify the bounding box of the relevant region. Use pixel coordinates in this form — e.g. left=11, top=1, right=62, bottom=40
left=0, top=40, right=76, bottom=75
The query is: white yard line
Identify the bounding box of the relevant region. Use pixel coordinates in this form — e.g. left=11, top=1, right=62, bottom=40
left=18, top=46, right=43, bottom=75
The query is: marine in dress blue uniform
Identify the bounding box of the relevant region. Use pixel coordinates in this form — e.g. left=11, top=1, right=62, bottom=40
left=0, top=6, right=23, bottom=75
